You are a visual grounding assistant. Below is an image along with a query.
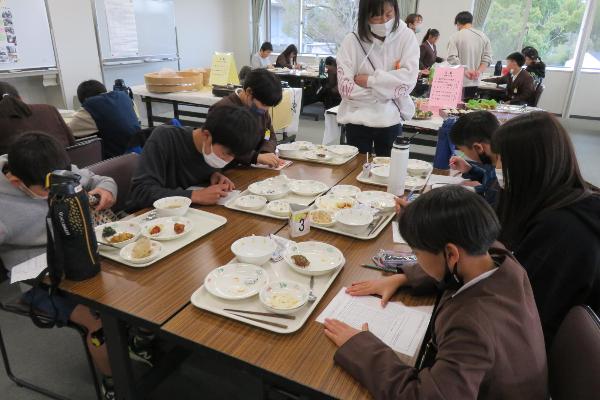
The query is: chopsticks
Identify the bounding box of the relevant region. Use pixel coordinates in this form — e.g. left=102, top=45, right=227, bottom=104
left=98, top=241, right=120, bottom=249
left=223, top=308, right=296, bottom=320
left=368, top=213, right=393, bottom=236
left=229, top=312, right=289, bottom=329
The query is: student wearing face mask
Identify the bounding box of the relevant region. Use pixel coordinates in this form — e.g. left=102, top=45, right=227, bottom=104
left=405, top=13, right=423, bottom=34
left=448, top=111, right=500, bottom=206
left=323, top=186, right=548, bottom=400
left=128, top=106, right=258, bottom=209
left=336, top=0, right=419, bottom=156
left=210, top=69, right=282, bottom=168
left=482, top=52, right=535, bottom=105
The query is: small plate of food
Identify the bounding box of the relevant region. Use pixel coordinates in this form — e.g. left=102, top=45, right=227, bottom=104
left=248, top=179, right=290, bottom=200
left=314, top=194, right=357, bottom=211
left=330, top=184, right=361, bottom=197
left=308, top=209, right=336, bottom=227
left=266, top=200, right=291, bottom=217
left=204, top=263, right=269, bottom=300
left=288, top=180, right=329, bottom=197
left=119, top=238, right=162, bottom=265
left=356, top=191, right=397, bottom=212
left=236, top=195, right=267, bottom=210
left=283, top=241, right=344, bottom=276
left=259, top=280, right=309, bottom=314
left=141, top=217, right=193, bottom=241
left=95, top=221, right=141, bottom=249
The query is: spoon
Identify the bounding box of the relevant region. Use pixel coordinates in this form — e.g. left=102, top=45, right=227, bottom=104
left=308, top=276, right=317, bottom=303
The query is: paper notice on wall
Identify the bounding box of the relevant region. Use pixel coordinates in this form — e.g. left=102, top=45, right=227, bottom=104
left=0, top=0, right=18, bottom=64
left=428, top=66, right=464, bottom=108
left=105, top=0, right=139, bottom=58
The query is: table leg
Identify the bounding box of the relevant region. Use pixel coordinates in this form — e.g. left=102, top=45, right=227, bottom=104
left=101, top=312, right=139, bottom=400
left=173, top=102, right=180, bottom=121
left=144, top=97, right=154, bottom=128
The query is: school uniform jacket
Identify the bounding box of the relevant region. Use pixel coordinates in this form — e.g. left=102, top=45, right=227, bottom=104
left=334, top=246, right=548, bottom=400
left=209, top=92, right=276, bottom=165
left=419, top=42, right=441, bottom=70
left=484, top=69, right=536, bottom=105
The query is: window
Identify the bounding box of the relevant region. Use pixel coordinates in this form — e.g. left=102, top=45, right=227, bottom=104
left=482, top=0, right=588, bottom=67
left=269, top=0, right=358, bottom=56
left=581, top=3, right=600, bottom=69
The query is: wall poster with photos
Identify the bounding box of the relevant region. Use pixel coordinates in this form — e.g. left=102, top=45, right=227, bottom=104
left=0, top=0, right=17, bottom=63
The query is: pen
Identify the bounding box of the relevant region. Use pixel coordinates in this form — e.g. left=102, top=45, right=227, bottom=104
left=361, top=264, right=399, bottom=273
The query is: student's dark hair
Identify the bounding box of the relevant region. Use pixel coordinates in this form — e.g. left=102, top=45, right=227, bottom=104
left=204, top=106, right=259, bottom=157
left=243, top=69, right=282, bottom=107
left=281, top=44, right=298, bottom=57
left=491, top=112, right=594, bottom=248
left=77, top=79, right=107, bottom=105
left=399, top=186, right=500, bottom=255
left=422, top=28, right=440, bottom=44
left=325, top=56, right=337, bottom=66
left=7, top=131, right=71, bottom=187
left=507, top=52, right=525, bottom=67
left=260, top=41, right=273, bottom=52
left=521, top=46, right=540, bottom=61
left=454, top=11, right=473, bottom=25
left=405, top=13, right=422, bottom=26
left=449, top=111, right=499, bottom=147
left=0, top=81, right=32, bottom=119
left=357, top=0, right=400, bottom=43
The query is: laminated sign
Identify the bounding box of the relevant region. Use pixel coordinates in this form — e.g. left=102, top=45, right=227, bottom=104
left=209, top=52, right=240, bottom=86
left=428, top=66, right=464, bottom=108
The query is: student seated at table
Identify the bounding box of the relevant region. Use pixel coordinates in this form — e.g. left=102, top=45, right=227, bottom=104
left=318, top=57, right=342, bottom=109
left=492, top=111, right=600, bottom=347
left=251, top=41, right=273, bottom=69
left=419, top=29, right=444, bottom=73
left=210, top=69, right=282, bottom=168
left=129, top=105, right=258, bottom=210
left=69, top=79, right=141, bottom=159
left=522, top=46, right=546, bottom=85
left=275, top=44, right=298, bottom=69
left=482, top=52, right=535, bottom=105
left=0, top=132, right=117, bottom=398
left=0, top=82, right=74, bottom=155
left=448, top=111, right=500, bottom=206
left=324, top=186, right=548, bottom=400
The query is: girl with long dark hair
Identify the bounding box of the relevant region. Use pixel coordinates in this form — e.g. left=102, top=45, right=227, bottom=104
left=419, top=28, right=443, bottom=70
left=275, top=44, right=298, bottom=69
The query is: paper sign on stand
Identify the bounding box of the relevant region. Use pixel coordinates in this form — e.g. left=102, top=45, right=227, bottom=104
left=209, top=52, right=240, bottom=86
left=289, top=204, right=310, bottom=238
left=428, top=66, right=464, bottom=108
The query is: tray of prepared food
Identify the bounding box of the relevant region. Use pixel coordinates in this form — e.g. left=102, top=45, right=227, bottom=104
left=276, top=142, right=359, bottom=166
left=190, top=235, right=344, bottom=334
left=356, top=158, right=432, bottom=190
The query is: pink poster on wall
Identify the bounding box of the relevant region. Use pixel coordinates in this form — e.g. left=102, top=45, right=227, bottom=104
left=428, top=67, right=464, bottom=108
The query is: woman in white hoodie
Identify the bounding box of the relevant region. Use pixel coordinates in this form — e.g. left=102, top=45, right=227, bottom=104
left=336, top=0, right=419, bottom=156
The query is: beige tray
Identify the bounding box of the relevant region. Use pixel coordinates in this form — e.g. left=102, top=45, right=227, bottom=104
left=310, top=208, right=396, bottom=240
left=356, top=168, right=432, bottom=191
left=279, top=150, right=358, bottom=166
left=100, top=208, right=226, bottom=268
left=191, top=254, right=344, bottom=334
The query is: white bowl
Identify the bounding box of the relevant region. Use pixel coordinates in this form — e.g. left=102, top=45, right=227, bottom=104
left=248, top=180, right=290, bottom=200
left=276, top=143, right=301, bottom=158
left=236, top=195, right=267, bottom=210
left=119, top=239, right=162, bottom=264
left=315, top=195, right=357, bottom=211
left=330, top=185, right=361, bottom=197
left=266, top=200, right=291, bottom=217
left=153, top=196, right=191, bottom=217
left=407, top=159, right=432, bottom=176
left=335, top=208, right=374, bottom=234
left=283, top=241, right=344, bottom=276
left=372, top=157, right=390, bottom=165
left=356, top=191, right=397, bottom=212
left=259, top=280, right=309, bottom=314
left=231, top=235, right=277, bottom=265
left=405, top=176, right=428, bottom=191
left=205, top=263, right=269, bottom=300
left=95, top=221, right=141, bottom=249
left=309, top=209, right=336, bottom=227
left=288, top=180, right=329, bottom=197
left=370, top=165, right=390, bottom=183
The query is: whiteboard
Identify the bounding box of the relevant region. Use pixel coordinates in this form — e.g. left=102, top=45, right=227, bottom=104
left=94, top=0, right=177, bottom=61
left=0, top=0, right=56, bottom=71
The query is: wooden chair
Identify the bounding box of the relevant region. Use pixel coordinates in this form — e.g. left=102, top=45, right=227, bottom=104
left=549, top=305, right=600, bottom=400
left=88, top=153, right=140, bottom=213
left=531, top=83, right=545, bottom=107
left=66, top=137, right=103, bottom=168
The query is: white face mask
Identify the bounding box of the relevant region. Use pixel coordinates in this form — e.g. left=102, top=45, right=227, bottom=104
left=495, top=168, right=504, bottom=189
left=415, top=25, right=422, bottom=34
left=370, top=19, right=395, bottom=37
left=202, top=143, right=229, bottom=169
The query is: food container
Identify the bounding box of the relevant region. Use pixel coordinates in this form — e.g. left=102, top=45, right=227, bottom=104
left=231, top=236, right=277, bottom=265
left=153, top=196, right=192, bottom=217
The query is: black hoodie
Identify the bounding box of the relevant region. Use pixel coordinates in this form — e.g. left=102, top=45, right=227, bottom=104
left=512, top=194, right=600, bottom=348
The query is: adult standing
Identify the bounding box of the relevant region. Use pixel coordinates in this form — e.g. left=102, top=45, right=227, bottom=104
left=447, top=11, right=493, bottom=100
left=336, top=0, right=419, bottom=156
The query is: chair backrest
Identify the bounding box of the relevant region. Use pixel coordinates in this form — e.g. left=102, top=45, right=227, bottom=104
left=269, top=89, right=293, bottom=132
left=66, top=137, right=103, bottom=168
left=549, top=305, right=600, bottom=400
left=532, top=83, right=545, bottom=107
left=88, top=153, right=139, bottom=213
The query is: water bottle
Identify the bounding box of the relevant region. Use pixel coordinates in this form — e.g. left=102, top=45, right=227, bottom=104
left=494, top=61, right=502, bottom=76
left=388, top=137, right=411, bottom=196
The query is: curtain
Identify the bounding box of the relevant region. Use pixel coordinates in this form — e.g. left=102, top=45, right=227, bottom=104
left=473, top=0, right=493, bottom=29
left=251, top=0, right=266, bottom=56
left=399, top=0, right=418, bottom=20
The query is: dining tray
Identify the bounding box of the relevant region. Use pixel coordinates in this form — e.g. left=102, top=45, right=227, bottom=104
left=355, top=168, right=432, bottom=191
left=190, top=255, right=344, bottom=334
left=279, top=150, right=358, bottom=166
left=100, top=208, right=227, bottom=268
left=309, top=208, right=396, bottom=240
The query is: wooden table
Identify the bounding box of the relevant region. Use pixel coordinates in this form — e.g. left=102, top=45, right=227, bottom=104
left=161, top=171, right=435, bottom=399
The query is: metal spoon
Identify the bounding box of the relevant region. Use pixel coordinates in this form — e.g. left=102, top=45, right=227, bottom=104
left=144, top=210, right=158, bottom=221
left=308, top=276, right=317, bottom=303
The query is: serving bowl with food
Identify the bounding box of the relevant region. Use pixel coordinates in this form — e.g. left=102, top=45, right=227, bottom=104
left=95, top=221, right=141, bottom=249
left=372, top=157, right=390, bottom=166
left=231, top=235, right=277, bottom=265
left=283, top=241, right=344, bottom=276
left=141, top=216, right=193, bottom=241
left=119, top=238, right=162, bottom=264
left=413, top=108, right=433, bottom=120
left=259, top=280, right=309, bottom=314
left=308, top=209, right=336, bottom=227
left=204, top=263, right=269, bottom=300
left=314, top=194, right=357, bottom=211
left=153, top=196, right=191, bottom=217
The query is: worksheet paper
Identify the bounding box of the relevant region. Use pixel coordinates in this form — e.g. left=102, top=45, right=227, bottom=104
left=392, top=221, right=406, bottom=244
left=251, top=160, right=293, bottom=170
left=317, top=288, right=432, bottom=357
left=10, top=253, right=46, bottom=284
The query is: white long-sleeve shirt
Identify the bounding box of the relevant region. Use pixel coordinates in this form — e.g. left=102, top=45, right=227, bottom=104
left=335, top=21, right=419, bottom=127
left=447, top=28, right=493, bottom=87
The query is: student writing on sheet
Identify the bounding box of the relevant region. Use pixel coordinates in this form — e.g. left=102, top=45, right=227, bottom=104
left=324, top=186, right=548, bottom=400
left=492, top=112, right=600, bottom=348
left=0, top=82, right=74, bottom=155
left=275, top=44, right=298, bottom=69
left=209, top=69, right=283, bottom=168
left=335, top=0, right=419, bottom=156
left=251, top=41, right=274, bottom=69
left=128, top=106, right=257, bottom=209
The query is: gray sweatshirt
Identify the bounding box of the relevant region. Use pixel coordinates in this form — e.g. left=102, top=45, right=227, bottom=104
left=0, top=155, right=117, bottom=271
left=447, top=28, right=493, bottom=87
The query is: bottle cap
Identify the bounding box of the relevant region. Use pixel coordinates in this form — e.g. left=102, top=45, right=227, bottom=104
left=393, top=136, right=411, bottom=148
